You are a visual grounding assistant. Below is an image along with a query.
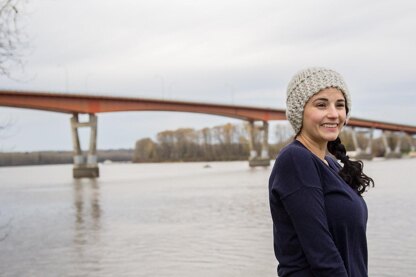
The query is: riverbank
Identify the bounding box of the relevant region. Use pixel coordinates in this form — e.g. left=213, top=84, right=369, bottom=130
left=0, top=149, right=134, bottom=166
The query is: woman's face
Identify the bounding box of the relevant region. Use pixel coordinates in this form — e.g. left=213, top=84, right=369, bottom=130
left=300, top=88, right=347, bottom=145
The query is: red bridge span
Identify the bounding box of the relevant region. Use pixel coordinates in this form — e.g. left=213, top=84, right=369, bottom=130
left=1, top=90, right=415, bottom=177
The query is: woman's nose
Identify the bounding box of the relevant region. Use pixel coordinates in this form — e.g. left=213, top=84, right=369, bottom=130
left=327, top=105, right=338, bottom=117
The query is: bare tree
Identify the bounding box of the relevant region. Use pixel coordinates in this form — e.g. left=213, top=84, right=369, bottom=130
left=0, top=0, right=22, bottom=236
left=133, top=138, right=157, bottom=162
left=274, top=123, right=294, bottom=145
left=0, top=0, right=25, bottom=76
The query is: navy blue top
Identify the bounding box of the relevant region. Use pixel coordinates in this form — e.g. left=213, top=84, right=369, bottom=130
left=269, top=140, right=368, bottom=277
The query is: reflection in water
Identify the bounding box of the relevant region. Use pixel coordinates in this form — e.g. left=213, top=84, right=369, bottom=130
left=72, top=178, right=102, bottom=257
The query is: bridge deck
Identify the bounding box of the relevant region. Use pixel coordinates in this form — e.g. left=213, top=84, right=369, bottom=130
left=1, top=90, right=415, bottom=134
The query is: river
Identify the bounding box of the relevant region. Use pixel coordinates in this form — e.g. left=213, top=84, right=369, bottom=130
left=0, top=158, right=415, bottom=276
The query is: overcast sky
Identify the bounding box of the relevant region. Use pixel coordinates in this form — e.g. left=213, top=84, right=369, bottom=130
left=1, top=0, right=415, bottom=151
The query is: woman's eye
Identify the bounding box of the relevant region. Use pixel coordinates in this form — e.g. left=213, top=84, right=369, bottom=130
left=316, top=103, right=326, bottom=108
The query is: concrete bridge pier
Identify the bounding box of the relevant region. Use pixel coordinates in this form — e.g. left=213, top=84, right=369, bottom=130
left=365, top=128, right=374, bottom=155
left=382, top=131, right=402, bottom=159
left=71, top=113, right=99, bottom=178
left=408, top=135, right=416, bottom=152
left=350, top=127, right=373, bottom=160
left=408, top=135, right=416, bottom=157
left=406, top=134, right=416, bottom=153
left=247, top=121, right=257, bottom=161
left=393, top=132, right=403, bottom=153
left=248, top=120, right=270, bottom=167
left=350, top=127, right=362, bottom=155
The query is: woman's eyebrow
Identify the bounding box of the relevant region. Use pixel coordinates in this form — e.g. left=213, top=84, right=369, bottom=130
left=312, top=98, right=345, bottom=102
left=312, top=97, right=329, bottom=102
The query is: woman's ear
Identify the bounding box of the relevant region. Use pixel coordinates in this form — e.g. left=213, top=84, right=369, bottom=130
left=343, top=116, right=349, bottom=127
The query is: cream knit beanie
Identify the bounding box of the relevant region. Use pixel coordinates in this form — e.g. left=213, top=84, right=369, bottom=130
left=286, top=67, right=351, bottom=134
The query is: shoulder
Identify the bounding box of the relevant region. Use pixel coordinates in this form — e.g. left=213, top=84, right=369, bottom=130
left=276, top=140, right=316, bottom=167
left=270, top=141, right=323, bottom=196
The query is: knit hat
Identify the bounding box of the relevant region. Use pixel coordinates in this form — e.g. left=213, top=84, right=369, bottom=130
left=286, top=67, right=351, bottom=134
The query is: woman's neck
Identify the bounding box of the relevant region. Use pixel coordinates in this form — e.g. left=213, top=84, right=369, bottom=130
left=296, top=135, right=328, bottom=163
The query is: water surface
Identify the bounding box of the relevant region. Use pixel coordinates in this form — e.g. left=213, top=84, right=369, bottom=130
left=0, top=159, right=415, bottom=276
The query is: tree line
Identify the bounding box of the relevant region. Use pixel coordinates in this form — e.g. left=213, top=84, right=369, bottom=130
left=133, top=123, right=416, bottom=163
left=133, top=123, right=266, bottom=163
left=1, top=123, right=414, bottom=166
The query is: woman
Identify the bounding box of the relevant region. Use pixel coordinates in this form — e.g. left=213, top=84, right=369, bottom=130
left=269, top=67, right=374, bottom=277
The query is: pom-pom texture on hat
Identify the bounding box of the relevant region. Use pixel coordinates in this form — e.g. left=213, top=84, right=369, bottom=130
left=286, top=67, right=351, bottom=134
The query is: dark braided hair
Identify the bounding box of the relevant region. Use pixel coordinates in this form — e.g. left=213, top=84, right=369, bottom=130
left=327, top=137, right=374, bottom=195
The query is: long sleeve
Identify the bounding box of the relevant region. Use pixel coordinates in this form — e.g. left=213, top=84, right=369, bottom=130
left=269, top=144, right=348, bottom=276
left=281, top=188, right=348, bottom=276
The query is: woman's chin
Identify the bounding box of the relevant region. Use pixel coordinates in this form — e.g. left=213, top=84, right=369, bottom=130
left=323, top=133, right=340, bottom=142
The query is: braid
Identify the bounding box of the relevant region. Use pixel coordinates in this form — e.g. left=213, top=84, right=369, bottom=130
left=327, top=137, right=374, bottom=195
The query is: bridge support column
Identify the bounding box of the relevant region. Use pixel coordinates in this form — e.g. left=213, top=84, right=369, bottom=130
left=248, top=120, right=270, bottom=167
left=261, top=121, right=270, bottom=159
left=365, top=128, right=374, bottom=155
left=409, top=135, right=416, bottom=152
left=71, top=113, right=99, bottom=178
left=394, top=132, right=403, bottom=154
left=351, top=127, right=362, bottom=152
left=408, top=135, right=416, bottom=157
left=247, top=121, right=257, bottom=160
left=350, top=128, right=373, bottom=160
left=382, top=131, right=391, bottom=156
left=382, top=131, right=402, bottom=159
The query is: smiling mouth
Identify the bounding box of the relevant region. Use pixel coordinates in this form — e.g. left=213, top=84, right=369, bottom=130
left=322, top=123, right=338, bottom=128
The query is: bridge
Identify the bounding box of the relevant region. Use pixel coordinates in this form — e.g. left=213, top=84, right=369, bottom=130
left=1, top=90, right=415, bottom=178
